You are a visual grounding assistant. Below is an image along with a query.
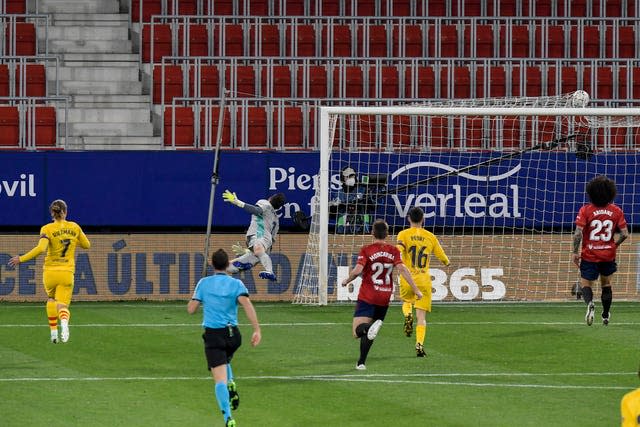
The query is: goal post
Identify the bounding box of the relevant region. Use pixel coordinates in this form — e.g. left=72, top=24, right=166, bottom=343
left=294, top=93, right=640, bottom=305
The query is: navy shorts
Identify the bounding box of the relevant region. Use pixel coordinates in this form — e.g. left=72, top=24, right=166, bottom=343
left=353, top=300, right=389, bottom=321
left=202, top=326, right=242, bottom=370
left=580, top=260, right=617, bottom=281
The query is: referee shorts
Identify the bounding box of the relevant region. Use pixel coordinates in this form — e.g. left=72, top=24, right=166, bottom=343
left=202, top=326, right=242, bottom=370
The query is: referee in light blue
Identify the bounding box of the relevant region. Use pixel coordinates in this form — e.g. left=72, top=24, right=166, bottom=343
left=188, top=248, right=261, bottom=427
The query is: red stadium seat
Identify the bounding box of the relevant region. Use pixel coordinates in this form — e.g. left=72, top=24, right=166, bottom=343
left=246, top=0, right=269, bottom=15
left=250, top=24, right=280, bottom=56
left=441, top=66, right=470, bottom=98
left=571, top=25, right=601, bottom=58
left=281, top=0, right=306, bottom=15
left=30, top=106, right=57, bottom=148
left=582, top=66, right=613, bottom=100
left=286, top=24, right=316, bottom=56
left=0, top=64, right=9, bottom=98
left=461, top=0, right=482, bottom=15
left=5, top=0, right=26, bottom=13
left=210, top=0, right=237, bottom=15
left=500, top=24, right=531, bottom=57
left=16, top=63, right=46, bottom=97
left=333, top=65, right=364, bottom=98
left=0, top=106, right=19, bottom=147
left=465, top=24, right=495, bottom=57
left=320, top=0, right=340, bottom=15
left=500, top=117, right=523, bottom=149
left=547, top=66, right=577, bottom=96
left=493, top=0, right=518, bottom=16
left=217, top=24, right=244, bottom=56
left=424, top=116, right=450, bottom=150
left=142, top=24, right=172, bottom=63
left=390, top=0, right=411, bottom=16
left=429, top=24, right=459, bottom=57
left=352, top=0, right=376, bottom=15
left=200, top=106, right=231, bottom=148
left=567, top=0, right=589, bottom=16
left=228, top=65, right=256, bottom=97
left=178, top=24, right=209, bottom=57
left=5, top=23, right=36, bottom=55
left=536, top=25, right=566, bottom=58
left=197, top=65, right=220, bottom=97
left=153, top=65, right=183, bottom=104
left=262, top=65, right=292, bottom=98
left=475, top=66, right=506, bottom=98
left=298, top=65, right=327, bottom=98
left=168, top=0, right=197, bottom=14
left=606, top=25, right=635, bottom=58
left=131, top=0, right=162, bottom=23
left=393, top=24, right=423, bottom=57
left=369, top=66, right=399, bottom=98
left=164, top=107, right=194, bottom=147
left=405, top=65, right=435, bottom=99
left=616, top=66, right=640, bottom=100
left=420, top=0, right=448, bottom=15
left=322, top=24, right=351, bottom=57
left=511, top=65, right=542, bottom=97
left=277, top=107, right=304, bottom=149
left=358, top=24, right=387, bottom=57
left=242, top=107, right=268, bottom=149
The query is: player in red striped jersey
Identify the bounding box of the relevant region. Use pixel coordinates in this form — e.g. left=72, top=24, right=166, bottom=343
left=341, top=219, right=422, bottom=370
left=572, top=176, right=629, bottom=326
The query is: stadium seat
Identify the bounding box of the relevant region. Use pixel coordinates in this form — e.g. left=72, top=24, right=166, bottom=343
left=333, top=65, right=364, bottom=98
left=511, top=65, right=542, bottom=97
left=0, top=64, right=9, bottom=98
left=16, top=63, right=46, bottom=97
left=500, top=24, right=531, bottom=57
left=536, top=25, right=566, bottom=58
left=164, top=107, right=195, bottom=147
left=547, top=65, right=577, bottom=95
left=0, top=106, right=19, bottom=147
left=464, top=24, right=495, bottom=57
left=582, top=66, right=613, bottom=100
left=429, top=24, right=458, bottom=57
left=178, top=24, right=209, bottom=57
left=242, top=107, right=268, bottom=149
left=210, top=0, right=238, bottom=15
left=320, top=0, right=341, bottom=15
left=567, top=0, right=589, bottom=16
left=420, top=0, right=448, bottom=15
left=153, top=65, right=183, bottom=104
left=168, top=0, right=197, bottom=14
left=369, top=65, right=399, bottom=98
left=571, top=25, right=601, bottom=58
left=616, top=66, right=640, bottom=100
left=441, top=66, right=470, bottom=98
left=492, top=0, right=518, bottom=16
left=262, top=65, right=292, bottom=98
left=501, top=117, right=523, bottom=149
left=250, top=24, right=280, bottom=56
left=322, top=24, right=352, bottom=57
left=246, top=0, right=269, bottom=15
left=462, top=116, right=484, bottom=149
left=229, top=65, right=256, bottom=97
left=475, top=65, right=506, bottom=98
left=29, top=106, right=57, bottom=148
left=195, top=64, right=220, bottom=97
left=393, top=24, right=423, bottom=57
left=460, top=0, right=482, bottom=16
left=5, top=0, right=26, bottom=13
left=131, top=0, right=162, bottom=23
left=281, top=0, right=306, bottom=15
left=278, top=107, right=304, bottom=149
left=286, top=24, right=316, bottom=56
left=217, top=24, right=244, bottom=56
left=5, top=22, right=36, bottom=56
left=358, top=24, right=387, bottom=57
left=390, top=0, right=411, bottom=16
left=352, top=0, right=377, bottom=16
left=297, top=65, right=327, bottom=98
left=141, top=24, right=172, bottom=63
left=200, top=106, right=231, bottom=148
left=423, top=116, right=450, bottom=150
left=606, top=25, right=635, bottom=58
left=405, top=65, right=435, bottom=99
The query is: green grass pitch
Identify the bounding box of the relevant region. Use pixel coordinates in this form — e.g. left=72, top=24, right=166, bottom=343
left=1, top=301, right=638, bottom=426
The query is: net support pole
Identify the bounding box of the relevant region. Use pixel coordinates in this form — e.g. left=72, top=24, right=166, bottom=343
left=318, top=107, right=330, bottom=305
left=201, top=94, right=226, bottom=279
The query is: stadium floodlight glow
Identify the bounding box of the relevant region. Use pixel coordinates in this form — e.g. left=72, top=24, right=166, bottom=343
left=294, top=92, right=640, bottom=305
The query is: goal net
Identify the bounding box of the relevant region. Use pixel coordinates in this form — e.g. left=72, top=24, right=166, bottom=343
left=294, top=92, right=640, bottom=305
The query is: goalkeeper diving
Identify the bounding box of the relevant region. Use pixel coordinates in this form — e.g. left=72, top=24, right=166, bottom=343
left=223, top=189, right=286, bottom=281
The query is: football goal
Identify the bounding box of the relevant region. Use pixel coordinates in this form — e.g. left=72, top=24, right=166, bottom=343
left=294, top=92, right=640, bottom=305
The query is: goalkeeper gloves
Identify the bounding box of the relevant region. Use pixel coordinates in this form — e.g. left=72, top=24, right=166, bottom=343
left=223, top=190, right=245, bottom=208
left=231, top=242, right=250, bottom=257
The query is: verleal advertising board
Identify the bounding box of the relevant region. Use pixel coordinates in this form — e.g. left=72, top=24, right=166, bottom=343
left=0, top=151, right=638, bottom=228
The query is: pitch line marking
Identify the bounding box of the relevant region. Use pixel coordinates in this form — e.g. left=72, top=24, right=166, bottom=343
left=0, top=373, right=633, bottom=391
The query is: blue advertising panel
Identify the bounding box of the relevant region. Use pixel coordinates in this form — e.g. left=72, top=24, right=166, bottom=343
left=0, top=151, right=637, bottom=227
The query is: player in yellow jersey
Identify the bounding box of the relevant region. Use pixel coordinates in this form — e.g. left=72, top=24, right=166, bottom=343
left=622, top=366, right=640, bottom=427
left=9, top=200, right=90, bottom=344
left=396, top=207, right=450, bottom=357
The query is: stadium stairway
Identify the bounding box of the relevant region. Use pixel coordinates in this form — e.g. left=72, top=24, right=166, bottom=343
left=37, top=0, right=161, bottom=149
